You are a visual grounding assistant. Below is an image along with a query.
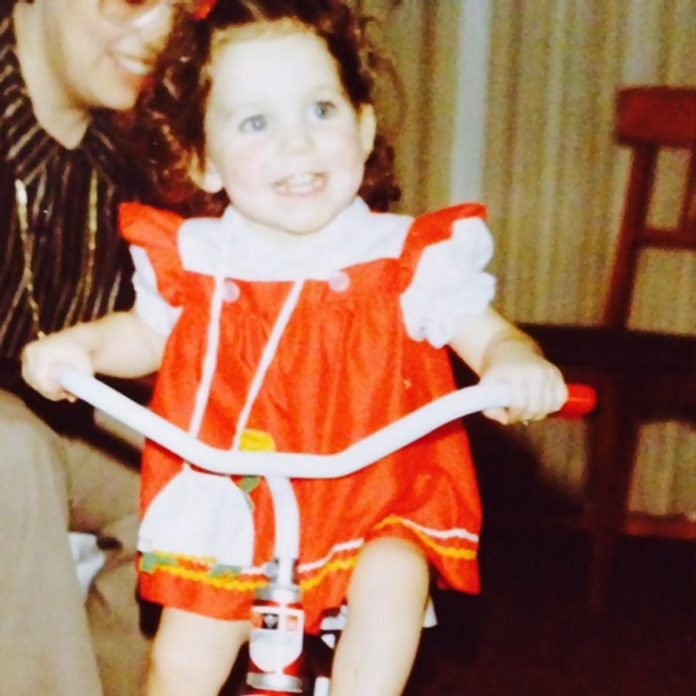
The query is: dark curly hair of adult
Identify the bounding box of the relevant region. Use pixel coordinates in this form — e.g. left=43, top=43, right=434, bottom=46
left=131, top=0, right=401, bottom=217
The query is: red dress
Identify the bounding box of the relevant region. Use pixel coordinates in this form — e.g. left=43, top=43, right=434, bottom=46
left=121, top=198, right=495, bottom=634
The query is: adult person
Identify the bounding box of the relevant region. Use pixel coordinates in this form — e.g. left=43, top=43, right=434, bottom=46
left=0, top=1, right=180, bottom=693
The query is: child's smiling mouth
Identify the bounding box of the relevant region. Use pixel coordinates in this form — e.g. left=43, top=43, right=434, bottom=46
left=273, top=173, right=326, bottom=196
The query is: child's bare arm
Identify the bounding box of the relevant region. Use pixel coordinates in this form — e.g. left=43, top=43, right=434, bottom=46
left=449, top=308, right=567, bottom=424
left=22, top=309, right=166, bottom=401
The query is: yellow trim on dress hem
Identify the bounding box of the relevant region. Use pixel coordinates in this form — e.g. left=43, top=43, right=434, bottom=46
left=373, top=517, right=478, bottom=560
left=140, top=516, right=476, bottom=591
left=299, top=556, right=357, bottom=591
left=152, top=564, right=267, bottom=591
left=140, top=554, right=359, bottom=592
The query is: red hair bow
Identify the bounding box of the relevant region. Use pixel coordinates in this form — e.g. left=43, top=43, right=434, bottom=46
left=194, top=0, right=217, bottom=20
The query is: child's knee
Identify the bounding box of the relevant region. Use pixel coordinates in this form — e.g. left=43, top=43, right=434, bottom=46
left=349, top=537, right=430, bottom=609
left=149, top=611, right=249, bottom=694
left=148, top=642, right=231, bottom=696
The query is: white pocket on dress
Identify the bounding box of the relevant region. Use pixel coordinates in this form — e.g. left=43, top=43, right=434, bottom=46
left=138, top=465, right=255, bottom=568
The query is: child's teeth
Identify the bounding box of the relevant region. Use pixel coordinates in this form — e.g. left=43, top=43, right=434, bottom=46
left=279, top=174, right=322, bottom=193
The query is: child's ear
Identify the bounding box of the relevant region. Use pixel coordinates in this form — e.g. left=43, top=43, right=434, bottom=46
left=358, top=105, right=377, bottom=160
left=191, top=156, right=224, bottom=193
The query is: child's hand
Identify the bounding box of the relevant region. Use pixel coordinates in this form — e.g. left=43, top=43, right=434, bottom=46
left=480, top=339, right=567, bottom=425
left=21, top=333, right=94, bottom=402
left=449, top=309, right=567, bottom=424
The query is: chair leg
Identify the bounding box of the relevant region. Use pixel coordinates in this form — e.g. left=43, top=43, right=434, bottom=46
left=585, top=376, right=640, bottom=617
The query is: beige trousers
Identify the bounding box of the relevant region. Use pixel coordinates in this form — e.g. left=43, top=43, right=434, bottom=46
left=0, top=389, right=150, bottom=696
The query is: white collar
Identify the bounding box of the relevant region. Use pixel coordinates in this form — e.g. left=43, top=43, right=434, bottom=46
left=179, top=198, right=413, bottom=281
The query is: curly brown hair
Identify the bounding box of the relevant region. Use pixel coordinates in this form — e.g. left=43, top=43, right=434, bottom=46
left=131, top=0, right=401, bottom=217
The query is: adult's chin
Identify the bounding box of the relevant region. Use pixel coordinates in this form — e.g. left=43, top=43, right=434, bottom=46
left=93, top=58, right=150, bottom=111
left=93, top=80, right=144, bottom=112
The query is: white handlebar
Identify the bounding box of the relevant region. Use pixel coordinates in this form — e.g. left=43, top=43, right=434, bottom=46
left=59, top=368, right=511, bottom=479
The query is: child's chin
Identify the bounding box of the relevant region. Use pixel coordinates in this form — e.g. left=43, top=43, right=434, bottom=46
left=285, top=225, right=324, bottom=237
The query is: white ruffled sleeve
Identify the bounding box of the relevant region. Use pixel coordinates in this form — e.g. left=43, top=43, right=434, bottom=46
left=400, top=217, right=496, bottom=348
left=130, top=245, right=183, bottom=338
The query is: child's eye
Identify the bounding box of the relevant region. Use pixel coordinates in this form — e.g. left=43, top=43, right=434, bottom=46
left=312, top=101, right=336, bottom=119
left=239, top=114, right=267, bottom=133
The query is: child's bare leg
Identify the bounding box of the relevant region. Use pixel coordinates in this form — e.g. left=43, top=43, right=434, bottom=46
left=147, top=607, right=250, bottom=696
left=330, top=537, right=430, bottom=696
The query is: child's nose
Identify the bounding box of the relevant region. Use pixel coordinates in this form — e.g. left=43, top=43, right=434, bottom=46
left=279, top=122, right=313, bottom=154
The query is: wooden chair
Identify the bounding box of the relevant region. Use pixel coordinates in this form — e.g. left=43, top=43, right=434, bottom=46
left=521, top=86, right=696, bottom=615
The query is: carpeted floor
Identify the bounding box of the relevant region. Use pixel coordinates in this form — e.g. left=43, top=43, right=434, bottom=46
left=406, top=525, right=695, bottom=696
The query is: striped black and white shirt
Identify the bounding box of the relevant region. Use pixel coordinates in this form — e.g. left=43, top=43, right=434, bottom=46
left=0, top=9, right=136, bottom=372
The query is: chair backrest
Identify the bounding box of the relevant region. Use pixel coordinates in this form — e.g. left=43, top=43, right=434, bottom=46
left=604, top=87, right=696, bottom=329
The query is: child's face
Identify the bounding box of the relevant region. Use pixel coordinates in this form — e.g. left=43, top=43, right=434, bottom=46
left=201, top=23, right=376, bottom=238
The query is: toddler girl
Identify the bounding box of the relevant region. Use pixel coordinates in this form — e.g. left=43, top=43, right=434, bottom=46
left=23, top=1, right=567, bottom=694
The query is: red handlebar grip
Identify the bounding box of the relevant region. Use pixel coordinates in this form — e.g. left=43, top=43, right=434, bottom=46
left=559, top=384, right=597, bottom=417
